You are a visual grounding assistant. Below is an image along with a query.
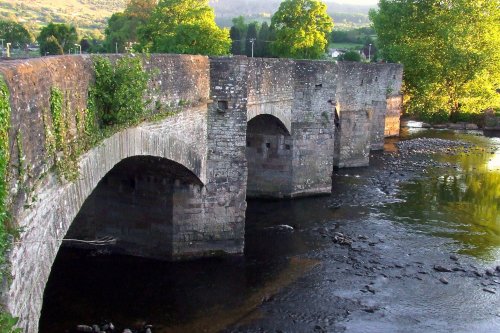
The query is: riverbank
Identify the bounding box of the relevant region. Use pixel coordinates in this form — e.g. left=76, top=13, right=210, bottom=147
left=402, top=112, right=500, bottom=134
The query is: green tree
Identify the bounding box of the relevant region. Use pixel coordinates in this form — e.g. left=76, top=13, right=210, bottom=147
left=104, top=13, right=136, bottom=53
left=230, top=26, right=243, bottom=55
left=124, top=0, right=157, bottom=21
left=245, top=22, right=259, bottom=57
left=41, top=35, right=64, bottom=56
left=0, top=20, right=33, bottom=48
left=37, top=23, right=78, bottom=55
left=139, top=0, right=231, bottom=55
left=232, top=16, right=248, bottom=53
left=338, top=50, right=361, bottom=62
left=270, top=0, right=334, bottom=59
left=256, top=21, right=272, bottom=57
left=370, top=0, right=500, bottom=120
left=104, top=0, right=155, bottom=53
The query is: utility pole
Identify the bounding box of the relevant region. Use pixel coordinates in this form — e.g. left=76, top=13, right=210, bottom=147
left=6, top=43, right=11, bottom=58
left=368, top=43, right=372, bottom=62
left=249, top=38, right=256, bottom=58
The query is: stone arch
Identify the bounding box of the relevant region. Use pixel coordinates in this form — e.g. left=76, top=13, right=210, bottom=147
left=6, top=123, right=206, bottom=333
left=247, top=107, right=292, bottom=135
left=246, top=114, right=293, bottom=198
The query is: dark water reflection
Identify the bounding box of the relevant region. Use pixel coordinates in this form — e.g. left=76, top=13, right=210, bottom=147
left=39, top=128, right=500, bottom=332
left=386, top=130, right=500, bottom=260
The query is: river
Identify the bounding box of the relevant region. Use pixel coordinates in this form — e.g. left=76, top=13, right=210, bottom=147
left=39, top=126, right=500, bottom=333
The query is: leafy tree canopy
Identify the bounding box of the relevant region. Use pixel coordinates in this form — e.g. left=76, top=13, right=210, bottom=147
left=125, top=0, right=158, bottom=20
left=139, top=0, right=231, bottom=55
left=38, top=23, right=78, bottom=55
left=229, top=26, right=242, bottom=55
left=0, top=20, right=34, bottom=47
left=104, top=0, right=156, bottom=53
left=270, top=0, right=334, bottom=59
left=370, top=0, right=500, bottom=120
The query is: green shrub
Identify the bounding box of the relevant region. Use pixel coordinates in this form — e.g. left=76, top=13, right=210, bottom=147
left=90, top=55, right=149, bottom=127
left=338, top=50, right=361, bottom=62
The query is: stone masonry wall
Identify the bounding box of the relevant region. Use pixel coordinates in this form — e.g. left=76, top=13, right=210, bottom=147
left=335, top=62, right=403, bottom=167
left=245, top=58, right=294, bottom=197
left=385, top=95, right=403, bottom=137
left=199, top=56, right=249, bottom=256
left=290, top=61, right=337, bottom=196
left=247, top=58, right=294, bottom=131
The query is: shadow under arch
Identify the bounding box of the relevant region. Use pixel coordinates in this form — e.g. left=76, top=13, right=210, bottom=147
left=246, top=114, right=293, bottom=198
left=64, top=155, right=204, bottom=259
left=7, top=124, right=206, bottom=333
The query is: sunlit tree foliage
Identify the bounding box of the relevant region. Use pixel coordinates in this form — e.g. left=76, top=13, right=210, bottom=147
left=370, top=0, right=500, bottom=121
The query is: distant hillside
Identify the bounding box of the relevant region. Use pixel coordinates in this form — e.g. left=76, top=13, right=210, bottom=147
left=0, top=0, right=126, bottom=37
left=210, top=0, right=375, bottom=28
left=0, top=0, right=374, bottom=38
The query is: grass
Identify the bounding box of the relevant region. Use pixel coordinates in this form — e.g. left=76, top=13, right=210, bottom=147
left=330, top=42, right=363, bottom=50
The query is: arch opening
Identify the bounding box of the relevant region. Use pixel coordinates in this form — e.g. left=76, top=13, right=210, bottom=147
left=64, top=155, right=204, bottom=259
left=246, top=114, right=293, bottom=198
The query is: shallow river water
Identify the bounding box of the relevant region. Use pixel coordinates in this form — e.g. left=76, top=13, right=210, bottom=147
left=40, top=127, right=500, bottom=333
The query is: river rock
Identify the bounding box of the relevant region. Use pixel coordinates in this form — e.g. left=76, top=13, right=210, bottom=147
left=332, top=232, right=352, bottom=245
left=486, top=269, right=495, bottom=276
left=439, top=277, right=449, bottom=284
left=77, top=325, right=93, bottom=332
left=434, top=265, right=452, bottom=272
left=496, top=266, right=500, bottom=273
left=483, top=288, right=496, bottom=294
left=101, top=322, right=114, bottom=332
left=450, top=254, right=459, bottom=261
left=92, top=325, right=101, bottom=332
left=465, top=123, right=479, bottom=130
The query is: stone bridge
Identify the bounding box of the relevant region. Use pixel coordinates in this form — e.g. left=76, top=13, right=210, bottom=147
left=0, top=54, right=402, bottom=332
